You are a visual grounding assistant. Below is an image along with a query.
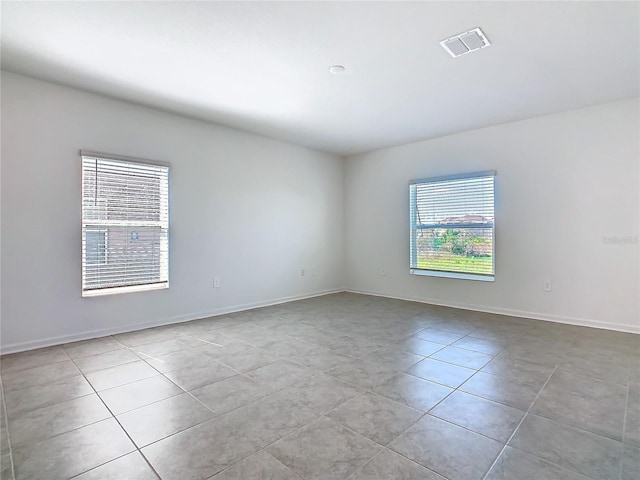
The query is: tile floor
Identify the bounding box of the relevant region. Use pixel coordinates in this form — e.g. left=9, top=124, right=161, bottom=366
left=0, top=292, right=638, bottom=480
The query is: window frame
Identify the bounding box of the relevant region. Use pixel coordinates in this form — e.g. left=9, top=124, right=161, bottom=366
left=81, top=151, right=170, bottom=297
left=409, top=170, right=496, bottom=282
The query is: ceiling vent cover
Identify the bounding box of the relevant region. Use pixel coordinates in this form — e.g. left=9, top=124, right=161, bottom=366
left=440, top=27, right=490, bottom=57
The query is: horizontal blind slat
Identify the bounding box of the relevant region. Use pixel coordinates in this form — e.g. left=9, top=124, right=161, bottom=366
left=410, top=174, right=495, bottom=277
left=82, top=154, right=169, bottom=295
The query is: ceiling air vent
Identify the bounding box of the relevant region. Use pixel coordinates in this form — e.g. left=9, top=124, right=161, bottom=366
left=440, top=27, right=490, bottom=58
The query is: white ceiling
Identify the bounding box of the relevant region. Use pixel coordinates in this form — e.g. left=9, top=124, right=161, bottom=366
left=2, top=1, right=638, bottom=156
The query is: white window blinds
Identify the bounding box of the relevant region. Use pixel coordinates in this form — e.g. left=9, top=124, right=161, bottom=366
left=410, top=171, right=495, bottom=281
left=81, top=153, right=169, bottom=296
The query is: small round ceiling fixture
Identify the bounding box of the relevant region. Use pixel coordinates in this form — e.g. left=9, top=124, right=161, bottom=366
left=329, top=65, right=346, bottom=75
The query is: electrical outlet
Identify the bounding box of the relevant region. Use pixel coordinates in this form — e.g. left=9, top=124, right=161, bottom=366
left=213, top=277, right=221, bottom=288
left=543, top=280, right=552, bottom=292
left=380, top=268, right=387, bottom=276
left=311, top=266, right=318, bottom=276
left=300, top=268, right=305, bottom=276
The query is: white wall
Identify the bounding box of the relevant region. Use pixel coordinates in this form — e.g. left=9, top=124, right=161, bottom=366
left=0, top=71, right=345, bottom=352
left=345, top=99, right=640, bottom=333
left=2, top=72, right=638, bottom=354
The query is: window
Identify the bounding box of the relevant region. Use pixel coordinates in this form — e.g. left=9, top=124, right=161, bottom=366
left=81, top=152, right=169, bottom=296
left=409, top=171, right=495, bottom=281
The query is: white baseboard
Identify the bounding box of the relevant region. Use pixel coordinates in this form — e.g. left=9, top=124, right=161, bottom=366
left=345, top=288, right=640, bottom=334
left=0, top=288, right=343, bottom=355
left=3, top=287, right=637, bottom=354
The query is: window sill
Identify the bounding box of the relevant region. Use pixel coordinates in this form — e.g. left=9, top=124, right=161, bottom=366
left=410, top=269, right=494, bottom=282
left=82, top=282, right=169, bottom=297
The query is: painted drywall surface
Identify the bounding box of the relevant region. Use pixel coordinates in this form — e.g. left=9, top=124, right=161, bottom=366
left=0, top=71, right=345, bottom=352
left=345, top=99, right=640, bottom=332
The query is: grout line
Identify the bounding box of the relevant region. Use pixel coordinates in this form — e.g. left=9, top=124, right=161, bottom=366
left=342, top=449, right=387, bottom=480
left=0, top=377, right=16, bottom=480
left=480, top=364, right=559, bottom=480
left=3, top=300, right=636, bottom=479
left=195, top=402, right=328, bottom=479
left=195, top=338, right=225, bottom=347
left=364, top=367, right=504, bottom=453
left=136, top=351, right=165, bottom=362
left=327, top=412, right=453, bottom=479
left=65, top=354, right=164, bottom=480
left=619, top=384, right=630, bottom=480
